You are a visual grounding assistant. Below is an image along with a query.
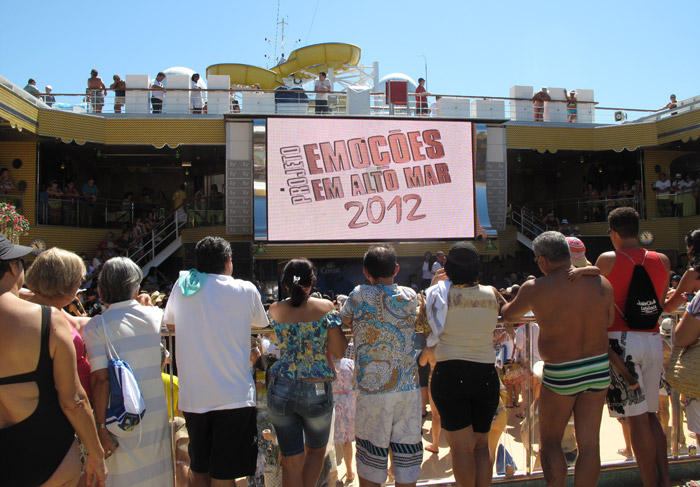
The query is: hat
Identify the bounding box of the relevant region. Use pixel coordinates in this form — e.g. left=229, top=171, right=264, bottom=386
left=446, top=241, right=479, bottom=267
left=675, top=173, right=682, bottom=179
left=671, top=274, right=681, bottom=282
left=660, top=318, right=673, bottom=337
left=561, top=218, right=569, bottom=224
left=45, top=85, right=52, bottom=90
left=566, top=236, right=591, bottom=268
left=570, top=90, right=576, bottom=95
left=0, top=234, right=32, bottom=261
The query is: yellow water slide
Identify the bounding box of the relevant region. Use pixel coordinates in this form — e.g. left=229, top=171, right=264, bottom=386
left=272, top=43, right=361, bottom=79
left=206, top=64, right=284, bottom=90
left=206, top=43, right=361, bottom=88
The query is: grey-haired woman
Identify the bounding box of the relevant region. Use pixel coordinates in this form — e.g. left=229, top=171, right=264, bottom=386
left=84, top=257, right=174, bottom=486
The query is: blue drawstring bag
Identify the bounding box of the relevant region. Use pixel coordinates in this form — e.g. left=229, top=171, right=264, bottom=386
left=101, top=317, right=146, bottom=437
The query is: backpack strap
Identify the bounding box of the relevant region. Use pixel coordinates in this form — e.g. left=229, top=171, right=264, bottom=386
left=616, top=249, right=648, bottom=266
left=613, top=250, right=650, bottom=319
left=100, top=315, right=120, bottom=361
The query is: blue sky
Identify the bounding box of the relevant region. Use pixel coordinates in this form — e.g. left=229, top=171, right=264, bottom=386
left=2, top=0, right=697, bottom=112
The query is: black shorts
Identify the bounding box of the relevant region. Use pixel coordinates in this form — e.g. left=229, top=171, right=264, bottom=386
left=431, top=360, right=500, bottom=433
left=416, top=352, right=430, bottom=388
left=315, top=100, right=329, bottom=114
left=184, top=407, right=257, bottom=479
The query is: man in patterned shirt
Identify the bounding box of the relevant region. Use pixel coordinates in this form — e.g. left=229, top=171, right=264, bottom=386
left=340, top=244, right=422, bottom=487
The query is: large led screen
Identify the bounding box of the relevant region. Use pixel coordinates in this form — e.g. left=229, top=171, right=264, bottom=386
left=267, top=118, right=475, bottom=242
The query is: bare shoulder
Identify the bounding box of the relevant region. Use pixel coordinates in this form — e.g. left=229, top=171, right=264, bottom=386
left=268, top=300, right=284, bottom=320
left=518, top=278, right=538, bottom=294
left=595, top=251, right=617, bottom=276
left=655, top=251, right=671, bottom=269
left=48, top=306, right=73, bottom=355
left=308, top=296, right=335, bottom=314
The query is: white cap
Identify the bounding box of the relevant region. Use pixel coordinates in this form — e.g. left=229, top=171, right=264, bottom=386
left=660, top=318, right=673, bottom=336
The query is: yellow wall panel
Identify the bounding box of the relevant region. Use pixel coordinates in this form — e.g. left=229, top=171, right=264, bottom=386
left=35, top=112, right=226, bottom=146
left=656, top=110, right=700, bottom=143
left=506, top=123, right=658, bottom=152
left=38, top=110, right=105, bottom=144
left=0, top=142, right=37, bottom=230
left=0, top=86, right=39, bottom=133
left=22, top=227, right=112, bottom=261
left=506, top=126, right=595, bottom=151
left=592, top=123, right=657, bottom=152
left=104, top=119, right=225, bottom=146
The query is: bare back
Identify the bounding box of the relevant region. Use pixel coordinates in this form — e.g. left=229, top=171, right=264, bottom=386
left=87, top=77, right=105, bottom=90
left=269, top=296, right=347, bottom=359
left=269, top=296, right=334, bottom=323
left=0, top=295, right=44, bottom=427
left=526, top=269, right=613, bottom=363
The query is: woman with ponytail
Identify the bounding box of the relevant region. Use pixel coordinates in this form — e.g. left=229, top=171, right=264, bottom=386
left=267, top=258, right=348, bottom=487
left=664, top=229, right=700, bottom=312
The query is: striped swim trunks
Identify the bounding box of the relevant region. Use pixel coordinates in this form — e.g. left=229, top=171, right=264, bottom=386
left=542, top=353, right=611, bottom=396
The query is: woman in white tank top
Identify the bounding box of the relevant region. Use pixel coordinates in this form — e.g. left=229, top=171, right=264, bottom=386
left=423, top=242, right=502, bottom=487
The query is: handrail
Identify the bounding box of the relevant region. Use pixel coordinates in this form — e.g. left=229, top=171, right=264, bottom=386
left=40, top=86, right=672, bottom=123
left=510, top=203, right=544, bottom=241
left=514, top=195, right=642, bottom=225
left=128, top=210, right=182, bottom=268
left=159, top=309, right=689, bottom=485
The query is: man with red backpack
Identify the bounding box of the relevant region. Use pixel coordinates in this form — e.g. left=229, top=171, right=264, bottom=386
left=596, top=207, right=671, bottom=487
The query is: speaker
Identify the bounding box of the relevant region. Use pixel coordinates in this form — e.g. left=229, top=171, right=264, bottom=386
left=230, top=242, right=254, bottom=282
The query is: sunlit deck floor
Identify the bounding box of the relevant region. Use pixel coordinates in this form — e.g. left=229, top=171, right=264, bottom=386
left=331, top=403, right=698, bottom=486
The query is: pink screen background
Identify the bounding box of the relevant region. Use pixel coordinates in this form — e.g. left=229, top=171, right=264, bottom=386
left=267, top=118, right=474, bottom=242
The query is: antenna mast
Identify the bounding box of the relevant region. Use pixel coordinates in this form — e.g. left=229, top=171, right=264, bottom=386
left=264, top=0, right=300, bottom=67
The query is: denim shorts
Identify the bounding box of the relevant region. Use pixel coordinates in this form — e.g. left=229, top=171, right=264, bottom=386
left=267, top=375, right=334, bottom=456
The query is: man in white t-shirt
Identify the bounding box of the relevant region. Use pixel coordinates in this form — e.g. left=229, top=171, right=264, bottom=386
left=652, top=172, right=672, bottom=217
left=314, top=71, right=332, bottom=114
left=164, top=236, right=268, bottom=486
left=150, top=72, right=166, bottom=113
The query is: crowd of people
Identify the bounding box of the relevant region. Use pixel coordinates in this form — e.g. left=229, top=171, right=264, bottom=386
left=3, top=206, right=700, bottom=487
left=652, top=172, right=699, bottom=217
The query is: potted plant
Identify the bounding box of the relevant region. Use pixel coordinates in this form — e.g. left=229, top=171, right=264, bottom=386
left=0, top=203, right=29, bottom=243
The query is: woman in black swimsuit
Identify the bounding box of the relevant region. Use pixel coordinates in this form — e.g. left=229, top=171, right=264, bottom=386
left=0, top=235, right=107, bottom=486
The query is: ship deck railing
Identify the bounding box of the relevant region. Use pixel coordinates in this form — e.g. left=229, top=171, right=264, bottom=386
left=32, top=87, right=696, bottom=125
left=157, top=310, right=700, bottom=486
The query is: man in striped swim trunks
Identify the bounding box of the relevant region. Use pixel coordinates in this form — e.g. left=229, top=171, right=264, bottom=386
left=502, top=231, right=614, bottom=487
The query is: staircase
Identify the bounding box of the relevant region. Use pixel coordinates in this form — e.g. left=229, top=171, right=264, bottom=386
left=127, top=211, right=184, bottom=275
left=510, top=204, right=545, bottom=250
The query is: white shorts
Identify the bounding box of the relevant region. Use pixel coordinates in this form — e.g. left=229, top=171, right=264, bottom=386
left=355, top=389, right=423, bottom=484
left=607, top=331, right=663, bottom=418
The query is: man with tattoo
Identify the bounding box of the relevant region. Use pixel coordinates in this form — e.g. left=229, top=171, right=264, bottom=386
left=502, top=231, right=614, bottom=487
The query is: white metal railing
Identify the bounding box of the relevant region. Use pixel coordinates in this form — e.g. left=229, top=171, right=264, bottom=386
left=513, top=195, right=643, bottom=228
left=510, top=203, right=544, bottom=241
left=28, top=87, right=680, bottom=125
left=127, top=211, right=183, bottom=269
